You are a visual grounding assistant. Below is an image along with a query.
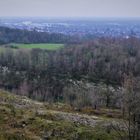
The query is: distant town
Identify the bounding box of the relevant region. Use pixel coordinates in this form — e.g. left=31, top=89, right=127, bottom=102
left=0, top=17, right=140, bottom=38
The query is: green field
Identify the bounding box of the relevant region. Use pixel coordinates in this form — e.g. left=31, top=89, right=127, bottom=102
left=12, top=43, right=64, bottom=50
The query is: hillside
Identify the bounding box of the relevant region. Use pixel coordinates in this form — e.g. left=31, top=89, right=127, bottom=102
left=0, top=90, right=121, bottom=140
left=0, top=26, right=76, bottom=44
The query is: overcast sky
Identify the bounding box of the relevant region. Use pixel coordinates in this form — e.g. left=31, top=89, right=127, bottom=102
left=0, top=0, right=140, bottom=17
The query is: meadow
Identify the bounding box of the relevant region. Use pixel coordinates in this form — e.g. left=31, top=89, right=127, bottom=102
left=11, top=43, right=64, bottom=50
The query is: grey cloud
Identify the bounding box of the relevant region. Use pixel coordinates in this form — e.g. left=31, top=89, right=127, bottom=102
left=0, top=0, right=140, bottom=17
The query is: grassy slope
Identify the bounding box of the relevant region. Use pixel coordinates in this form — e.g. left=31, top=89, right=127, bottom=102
left=12, top=43, right=64, bottom=50
left=0, top=90, right=119, bottom=140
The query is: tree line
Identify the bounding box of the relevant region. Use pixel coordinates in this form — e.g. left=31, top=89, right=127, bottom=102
left=0, top=26, right=82, bottom=44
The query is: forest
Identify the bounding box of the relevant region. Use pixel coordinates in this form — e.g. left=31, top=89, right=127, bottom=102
left=0, top=27, right=140, bottom=139
left=0, top=26, right=89, bottom=44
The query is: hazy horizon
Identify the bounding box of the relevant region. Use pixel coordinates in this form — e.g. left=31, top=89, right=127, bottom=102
left=0, top=0, right=140, bottom=18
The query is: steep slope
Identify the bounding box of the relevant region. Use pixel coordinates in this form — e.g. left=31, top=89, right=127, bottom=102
left=0, top=90, right=118, bottom=140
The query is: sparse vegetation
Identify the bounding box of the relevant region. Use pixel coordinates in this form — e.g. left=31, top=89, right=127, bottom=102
left=0, top=90, right=120, bottom=140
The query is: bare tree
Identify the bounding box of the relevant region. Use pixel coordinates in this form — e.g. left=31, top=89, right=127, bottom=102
left=112, top=74, right=140, bottom=140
